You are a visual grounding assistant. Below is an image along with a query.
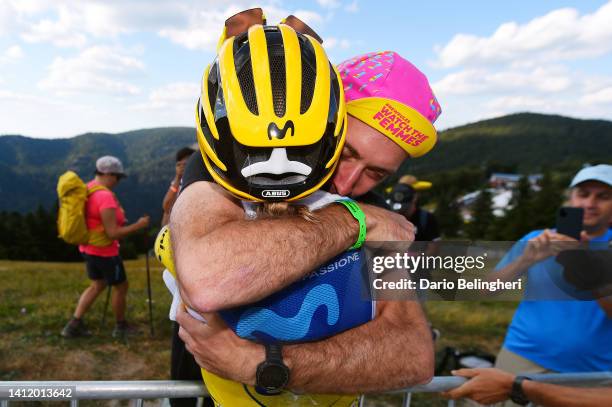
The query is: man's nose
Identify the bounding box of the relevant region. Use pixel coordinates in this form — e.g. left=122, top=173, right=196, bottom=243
left=583, top=194, right=598, bottom=208
left=333, top=163, right=363, bottom=197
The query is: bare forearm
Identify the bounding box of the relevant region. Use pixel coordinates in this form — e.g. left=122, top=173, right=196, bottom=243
left=175, top=204, right=358, bottom=312
left=524, top=381, right=612, bottom=407
left=106, top=222, right=142, bottom=240
left=283, top=302, right=434, bottom=394
left=161, top=189, right=178, bottom=227
left=489, top=255, right=533, bottom=283
left=162, top=188, right=178, bottom=213
left=597, top=296, right=612, bottom=318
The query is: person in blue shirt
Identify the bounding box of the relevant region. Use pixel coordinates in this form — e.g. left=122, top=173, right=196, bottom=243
left=492, top=164, right=612, bottom=406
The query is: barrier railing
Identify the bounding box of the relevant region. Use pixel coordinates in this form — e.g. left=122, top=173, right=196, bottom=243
left=1, top=372, right=611, bottom=407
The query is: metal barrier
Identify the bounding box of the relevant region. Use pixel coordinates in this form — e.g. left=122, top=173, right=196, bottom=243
left=1, top=373, right=611, bottom=406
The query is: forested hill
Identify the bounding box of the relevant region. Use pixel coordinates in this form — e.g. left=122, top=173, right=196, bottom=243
left=402, top=112, right=612, bottom=175
left=0, top=127, right=195, bottom=221
left=2, top=113, right=611, bottom=221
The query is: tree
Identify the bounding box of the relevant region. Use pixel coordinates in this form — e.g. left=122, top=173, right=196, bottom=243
left=435, top=193, right=463, bottom=238
left=500, top=176, right=534, bottom=240
left=465, top=188, right=494, bottom=240
left=530, top=171, right=563, bottom=230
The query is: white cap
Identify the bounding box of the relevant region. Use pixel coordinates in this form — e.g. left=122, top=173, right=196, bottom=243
left=570, top=164, right=612, bottom=188
left=96, top=156, right=126, bottom=177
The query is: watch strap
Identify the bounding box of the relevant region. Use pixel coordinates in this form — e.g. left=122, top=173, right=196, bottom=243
left=510, top=375, right=531, bottom=406
left=265, top=343, right=283, bottom=362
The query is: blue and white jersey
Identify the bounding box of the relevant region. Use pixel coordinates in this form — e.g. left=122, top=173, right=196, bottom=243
left=220, top=191, right=374, bottom=343
left=161, top=190, right=375, bottom=344
left=220, top=248, right=373, bottom=343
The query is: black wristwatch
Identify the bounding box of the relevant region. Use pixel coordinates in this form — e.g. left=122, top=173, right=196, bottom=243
left=510, top=375, right=531, bottom=406
left=255, top=343, right=290, bottom=395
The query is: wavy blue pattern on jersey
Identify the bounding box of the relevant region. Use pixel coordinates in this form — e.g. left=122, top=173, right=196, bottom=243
left=236, top=284, right=340, bottom=341
left=219, top=249, right=373, bottom=344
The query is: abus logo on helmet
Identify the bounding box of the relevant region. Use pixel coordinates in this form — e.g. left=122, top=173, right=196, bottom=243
left=262, top=190, right=290, bottom=198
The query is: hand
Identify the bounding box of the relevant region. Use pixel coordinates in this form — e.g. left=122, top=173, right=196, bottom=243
left=521, top=229, right=582, bottom=266
left=175, top=160, right=187, bottom=181
left=176, top=305, right=263, bottom=385
left=361, top=203, right=416, bottom=243
left=441, top=368, right=514, bottom=404
left=136, top=215, right=150, bottom=229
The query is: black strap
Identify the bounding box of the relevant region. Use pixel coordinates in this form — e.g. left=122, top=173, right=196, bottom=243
left=265, top=343, right=283, bottom=362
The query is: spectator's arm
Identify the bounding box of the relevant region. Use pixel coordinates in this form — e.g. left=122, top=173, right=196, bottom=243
left=488, top=230, right=566, bottom=284
left=443, top=368, right=612, bottom=406
left=593, top=251, right=612, bottom=318
left=487, top=254, right=534, bottom=283
left=557, top=249, right=612, bottom=317
left=161, top=182, right=179, bottom=226
left=100, top=209, right=148, bottom=240
left=523, top=380, right=612, bottom=407
left=597, top=296, right=612, bottom=318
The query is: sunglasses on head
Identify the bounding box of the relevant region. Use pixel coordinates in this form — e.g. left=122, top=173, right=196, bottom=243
left=219, top=7, right=323, bottom=48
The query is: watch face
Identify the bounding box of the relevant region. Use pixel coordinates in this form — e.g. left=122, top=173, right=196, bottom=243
left=258, top=363, right=290, bottom=390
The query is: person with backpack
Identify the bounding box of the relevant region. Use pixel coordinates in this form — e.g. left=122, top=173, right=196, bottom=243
left=61, top=156, right=150, bottom=338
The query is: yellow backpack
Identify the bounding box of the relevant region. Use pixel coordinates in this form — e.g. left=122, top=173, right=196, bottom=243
left=56, top=171, right=113, bottom=246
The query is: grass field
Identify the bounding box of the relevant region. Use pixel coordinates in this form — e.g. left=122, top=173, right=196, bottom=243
left=0, top=258, right=518, bottom=406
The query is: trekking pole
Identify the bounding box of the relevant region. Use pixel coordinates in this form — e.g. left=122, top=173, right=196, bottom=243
left=101, top=285, right=111, bottom=327
left=145, top=229, right=155, bottom=336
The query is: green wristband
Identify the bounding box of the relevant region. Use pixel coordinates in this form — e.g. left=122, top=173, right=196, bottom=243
left=336, top=199, right=366, bottom=250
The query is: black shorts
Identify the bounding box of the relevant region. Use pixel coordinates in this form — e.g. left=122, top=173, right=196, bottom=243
left=82, top=253, right=127, bottom=286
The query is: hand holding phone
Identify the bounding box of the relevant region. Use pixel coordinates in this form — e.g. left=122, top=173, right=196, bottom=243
left=556, top=207, right=583, bottom=240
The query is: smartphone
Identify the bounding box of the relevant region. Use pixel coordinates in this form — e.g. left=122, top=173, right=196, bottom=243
left=556, top=207, right=583, bottom=240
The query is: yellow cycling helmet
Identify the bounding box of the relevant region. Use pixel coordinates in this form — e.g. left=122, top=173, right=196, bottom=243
left=196, top=19, right=347, bottom=202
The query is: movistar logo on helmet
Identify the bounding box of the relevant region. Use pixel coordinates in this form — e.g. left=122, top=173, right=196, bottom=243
left=262, top=190, right=290, bottom=198
left=267, top=121, right=295, bottom=140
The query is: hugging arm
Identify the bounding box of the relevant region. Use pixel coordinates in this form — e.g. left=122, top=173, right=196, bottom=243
left=284, top=300, right=434, bottom=393
left=177, top=299, right=434, bottom=393
left=170, top=181, right=358, bottom=312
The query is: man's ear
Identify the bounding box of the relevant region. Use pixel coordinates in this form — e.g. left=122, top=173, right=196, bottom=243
left=281, top=15, right=323, bottom=43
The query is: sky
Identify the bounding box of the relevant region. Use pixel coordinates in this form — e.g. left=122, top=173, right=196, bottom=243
left=1, top=0, right=612, bottom=139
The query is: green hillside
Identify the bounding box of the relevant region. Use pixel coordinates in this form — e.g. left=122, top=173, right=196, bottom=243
left=1, top=113, right=611, bottom=223
left=0, top=127, right=196, bottom=222
left=402, top=112, right=612, bottom=175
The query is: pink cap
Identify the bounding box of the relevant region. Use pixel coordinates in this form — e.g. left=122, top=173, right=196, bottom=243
left=338, top=51, right=441, bottom=123
left=337, top=51, right=441, bottom=157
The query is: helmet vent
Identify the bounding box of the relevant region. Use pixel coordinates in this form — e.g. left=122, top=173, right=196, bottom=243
left=269, top=47, right=287, bottom=117
left=299, top=38, right=316, bottom=114
left=248, top=174, right=307, bottom=186
left=237, top=59, right=259, bottom=115
left=330, top=64, right=340, bottom=120
left=207, top=63, right=219, bottom=115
